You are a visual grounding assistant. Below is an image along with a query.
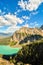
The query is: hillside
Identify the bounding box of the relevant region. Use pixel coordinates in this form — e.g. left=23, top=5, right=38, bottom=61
left=14, top=40, right=43, bottom=65
left=0, top=37, right=11, bottom=45
left=12, top=27, right=43, bottom=43
left=0, top=27, right=43, bottom=46
left=0, top=27, right=43, bottom=65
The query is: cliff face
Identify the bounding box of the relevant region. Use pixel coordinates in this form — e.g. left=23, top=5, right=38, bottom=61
left=12, top=27, right=43, bottom=43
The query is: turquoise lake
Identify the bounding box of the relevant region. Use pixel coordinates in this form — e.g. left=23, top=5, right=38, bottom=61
left=0, top=45, right=20, bottom=55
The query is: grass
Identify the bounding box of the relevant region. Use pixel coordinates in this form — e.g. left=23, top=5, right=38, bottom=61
left=0, top=37, right=11, bottom=45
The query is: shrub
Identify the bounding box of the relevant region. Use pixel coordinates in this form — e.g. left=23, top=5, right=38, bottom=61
left=14, top=41, right=43, bottom=65
left=10, top=41, right=17, bottom=46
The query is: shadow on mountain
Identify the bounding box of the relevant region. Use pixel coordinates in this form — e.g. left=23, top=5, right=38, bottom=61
left=19, top=34, right=43, bottom=44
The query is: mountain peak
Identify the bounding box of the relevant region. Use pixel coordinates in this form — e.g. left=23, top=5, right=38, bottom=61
left=12, top=27, right=43, bottom=43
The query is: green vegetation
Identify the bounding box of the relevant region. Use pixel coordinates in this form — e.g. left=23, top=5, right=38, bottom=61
left=0, top=38, right=43, bottom=65
left=0, top=36, right=17, bottom=46
left=0, top=54, right=3, bottom=58
left=10, top=41, right=17, bottom=46
left=19, top=34, right=43, bottom=44
left=0, top=30, right=43, bottom=65
left=0, top=37, right=11, bottom=45
left=13, top=39, right=43, bottom=65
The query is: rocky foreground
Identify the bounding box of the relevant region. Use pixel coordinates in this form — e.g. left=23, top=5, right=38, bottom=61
left=0, top=58, right=14, bottom=65
left=0, top=58, right=31, bottom=65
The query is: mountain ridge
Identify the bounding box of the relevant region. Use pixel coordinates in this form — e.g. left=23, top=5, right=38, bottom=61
left=12, top=27, right=43, bottom=43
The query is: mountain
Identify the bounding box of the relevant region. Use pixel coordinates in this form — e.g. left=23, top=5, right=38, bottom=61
left=0, top=33, right=12, bottom=39
left=40, top=25, right=43, bottom=30
left=12, top=27, right=43, bottom=43
left=19, top=34, right=43, bottom=44
left=0, top=27, right=43, bottom=45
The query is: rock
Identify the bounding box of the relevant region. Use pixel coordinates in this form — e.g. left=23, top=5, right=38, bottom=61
left=12, top=27, right=43, bottom=43
left=0, top=58, right=14, bottom=65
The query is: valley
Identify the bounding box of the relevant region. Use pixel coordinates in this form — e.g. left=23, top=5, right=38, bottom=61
left=0, top=27, right=43, bottom=65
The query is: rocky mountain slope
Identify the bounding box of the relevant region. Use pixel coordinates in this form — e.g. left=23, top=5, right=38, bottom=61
left=12, top=27, right=43, bottom=43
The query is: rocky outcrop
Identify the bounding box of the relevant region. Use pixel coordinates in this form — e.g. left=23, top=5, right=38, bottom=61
left=0, top=58, right=14, bottom=65
left=12, top=27, right=43, bottom=43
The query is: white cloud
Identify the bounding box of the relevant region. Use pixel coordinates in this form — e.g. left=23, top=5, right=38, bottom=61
left=0, top=16, right=11, bottom=26
left=14, top=9, right=21, bottom=15
left=23, top=24, right=29, bottom=27
left=18, top=0, right=26, bottom=10
left=0, top=13, right=24, bottom=33
left=0, top=13, right=24, bottom=27
left=18, top=0, right=43, bottom=11
left=22, top=16, right=30, bottom=20
left=5, top=25, right=21, bottom=33
left=30, top=21, right=39, bottom=28
left=31, top=11, right=39, bottom=15
left=0, top=25, right=21, bottom=34
left=0, top=10, right=5, bottom=15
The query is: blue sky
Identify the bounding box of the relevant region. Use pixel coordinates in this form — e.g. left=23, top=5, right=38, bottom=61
left=0, top=0, right=43, bottom=34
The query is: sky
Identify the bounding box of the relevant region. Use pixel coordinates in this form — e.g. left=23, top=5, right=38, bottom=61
left=0, top=0, right=43, bottom=34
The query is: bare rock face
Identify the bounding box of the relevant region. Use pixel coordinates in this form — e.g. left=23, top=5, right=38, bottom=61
left=12, top=27, right=29, bottom=42
left=12, top=27, right=43, bottom=43
left=0, top=58, right=14, bottom=65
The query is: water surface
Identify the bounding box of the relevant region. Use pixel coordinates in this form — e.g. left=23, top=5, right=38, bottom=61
left=0, top=45, right=20, bottom=55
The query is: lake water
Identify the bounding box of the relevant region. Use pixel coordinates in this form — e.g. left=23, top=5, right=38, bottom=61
left=0, top=45, right=20, bottom=55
